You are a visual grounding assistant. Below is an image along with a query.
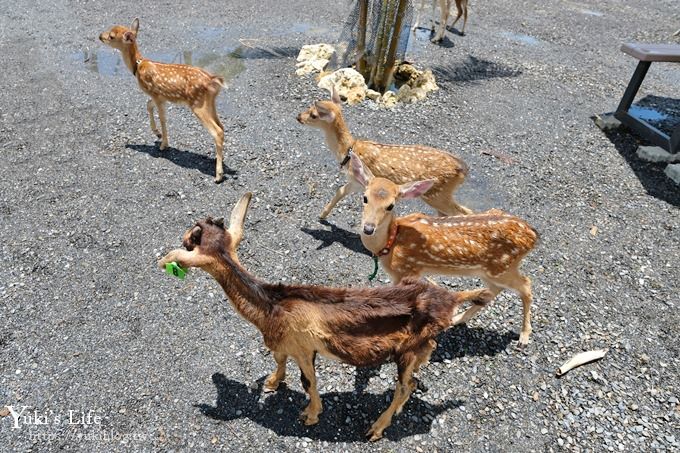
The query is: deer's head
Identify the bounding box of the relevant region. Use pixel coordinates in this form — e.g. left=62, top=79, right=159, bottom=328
left=350, top=153, right=434, bottom=236
left=99, top=18, right=139, bottom=50
left=296, top=87, right=343, bottom=129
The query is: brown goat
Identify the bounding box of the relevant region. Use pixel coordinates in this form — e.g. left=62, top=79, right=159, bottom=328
left=158, top=193, right=489, bottom=441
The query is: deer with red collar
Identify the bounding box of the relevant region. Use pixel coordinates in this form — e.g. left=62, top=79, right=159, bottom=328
left=297, top=89, right=471, bottom=219
left=350, top=153, right=539, bottom=346
left=99, top=18, right=227, bottom=182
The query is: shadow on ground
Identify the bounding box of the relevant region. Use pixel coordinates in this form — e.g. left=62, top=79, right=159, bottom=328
left=300, top=220, right=370, bottom=257
left=197, top=374, right=462, bottom=442
left=432, top=55, right=522, bottom=85
left=125, top=143, right=237, bottom=178
left=355, top=325, right=517, bottom=393
left=231, top=45, right=299, bottom=60
left=599, top=95, right=680, bottom=208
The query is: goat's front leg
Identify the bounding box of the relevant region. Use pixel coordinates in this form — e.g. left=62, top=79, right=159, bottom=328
left=320, top=181, right=361, bottom=219
left=366, top=352, right=418, bottom=441
left=154, top=99, right=169, bottom=150
left=264, top=351, right=288, bottom=392
left=294, top=352, right=322, bottom=425
left=158, top=248, right=212, bottom=270
left=146, top=99, right=161, bottom=138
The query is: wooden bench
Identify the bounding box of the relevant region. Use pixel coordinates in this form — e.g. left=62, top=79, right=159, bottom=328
left=614, top=43, right=680, bottom=154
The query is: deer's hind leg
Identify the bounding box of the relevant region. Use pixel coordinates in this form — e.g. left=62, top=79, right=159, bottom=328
left=493, top=267, right=533, bottom=346
left=192, top=97, right=225, bottom=183
left=423, top=185, right=472, bottom=216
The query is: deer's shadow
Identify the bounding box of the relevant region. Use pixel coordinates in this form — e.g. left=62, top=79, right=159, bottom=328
left=300, top=220, right=371, bottom=257
left=196, top=373, right=462, bottom=442
left=125, top=143, right=237, bottom=178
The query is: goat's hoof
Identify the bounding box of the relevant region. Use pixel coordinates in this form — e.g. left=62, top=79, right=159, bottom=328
left=365, top=426, right=384, bottom=442
left=299, top=412, right=319, bottom=426
left=263, top=378, right=281, bottom=393
left=416, top=378, right=428, bottom=393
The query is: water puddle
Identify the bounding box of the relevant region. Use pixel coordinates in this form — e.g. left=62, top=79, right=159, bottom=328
left=501, top=31, right=541, bottom=46
left=74, top=49, right=245, bottom=82
left=580, top=9, right=604, bottom=17
left=629, top=105, right=669, bottom=122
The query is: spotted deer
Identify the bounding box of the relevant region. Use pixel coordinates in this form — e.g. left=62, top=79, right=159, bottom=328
left=99, top=18, right=227, bottom=182
left=413, top=0, right=469, bottom=42
left=350, top=153, right=539, bottom=346
left=296, top=89, right=471, bottom=219
left=158, top=193, right=490, bottom=441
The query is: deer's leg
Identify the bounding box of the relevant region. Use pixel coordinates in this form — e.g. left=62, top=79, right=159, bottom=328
left=192, top=101, right=225, bottom=183
left=155, top=100, right=169, bottom=150
left=497, top=268, right=533, bottom=346
left=460, top=0, right=468, bottom=35
left=264, top=351, right=288, bottom=392
left=451, top=0, right=464, bottom=31
left=295, top=352, right=322, bottom=425
left=412, top=0, right=426, bottom=31
left=366, top=350, right=419, bottom=441
left=424, top=192, right=472, bottom=216
left=146, top=99, right=161, bottom=138
left=451, top=284, right=501, bottom=325
left=320, top=181, right=361, bottom=219
left=432, top=0, right=449, bottom=42
left=429, top=0, right=437, bottom=31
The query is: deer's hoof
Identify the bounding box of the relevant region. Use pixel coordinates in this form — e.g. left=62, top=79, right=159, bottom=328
left=159, top=142, right=168, bottom=151
left=299, top=411, right=319, bottom=426
left=365, top=425, right=384, bottom=442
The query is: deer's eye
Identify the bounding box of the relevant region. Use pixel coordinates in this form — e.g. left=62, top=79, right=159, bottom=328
left=386, top=204, right=394, bottom=211
left=363, top=196, right=368, bottom=204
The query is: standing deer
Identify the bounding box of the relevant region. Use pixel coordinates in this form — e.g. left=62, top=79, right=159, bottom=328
left=350, top=153, right=539, bottom=346
left=158, top=193, right=490, bottom=441
left=99, top=18, right=227, bottom=182
left=297, top=89, right=472, bottom=219
left=413, top=0, right=470, bottom=42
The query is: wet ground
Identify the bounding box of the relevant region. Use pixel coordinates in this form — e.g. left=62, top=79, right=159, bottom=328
left=1, top=0, right=679, bottom=452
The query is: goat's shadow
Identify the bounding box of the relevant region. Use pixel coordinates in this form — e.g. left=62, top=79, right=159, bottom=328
left=432, top=55, right=522, bottom=86
left=354, top=324, right=517, bottom=393
left=598, top=95, right=680, bottom=208
left=196, top=373, right=462, bottom=442
left=300, top=220, right=371, bottom=257
left=125, top=143, right=237, bottom=178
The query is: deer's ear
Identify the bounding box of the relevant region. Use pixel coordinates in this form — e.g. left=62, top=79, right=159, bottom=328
left=122, top=31, right=135, bottom=43
left=399, top=180, right=435, bottom=199
left=349, top=152, right=373, bottom=187
left=331, top=86, right=342, bottom=105
left=131, top=18, right=139, bottom=34
left=314, top=102, right=335, bottom=122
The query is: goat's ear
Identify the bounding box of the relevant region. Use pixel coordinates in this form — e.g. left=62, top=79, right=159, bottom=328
left=399, top=180, right=435, bottom=199
left=182, top=225, right=203, bottom=250
left=349, top=152, right=373, bottom=187
left=131, top=18, right=139, bottom=34
left=213, top=217, right=224, bottom=228
left=228, top=192, right=252, bottom=249
left=122, top=31, right=135, bottom=43
left=331, top=86, right=342, bottom=105
left=314, top=101, right=335, bottom=122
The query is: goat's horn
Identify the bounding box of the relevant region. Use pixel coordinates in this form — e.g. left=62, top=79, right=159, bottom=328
left=228, top=192, right=253, bottom=248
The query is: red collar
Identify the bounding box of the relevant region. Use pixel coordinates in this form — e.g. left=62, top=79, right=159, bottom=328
left=377, top=223, right=399, bottom=256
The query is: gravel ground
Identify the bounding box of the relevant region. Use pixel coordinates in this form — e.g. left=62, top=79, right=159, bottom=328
left=1, top=0, right=679, bottom=451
